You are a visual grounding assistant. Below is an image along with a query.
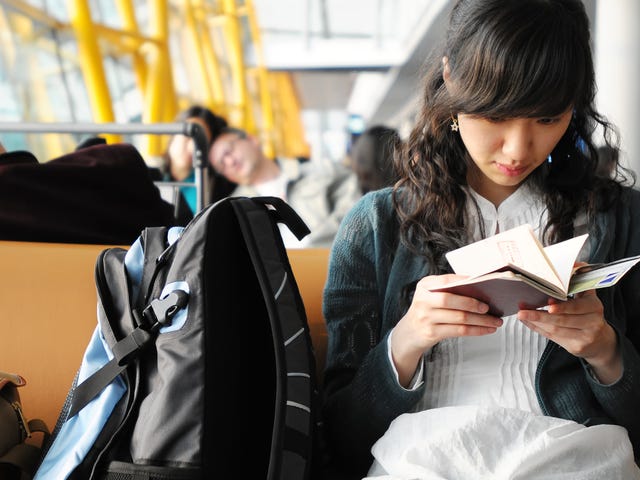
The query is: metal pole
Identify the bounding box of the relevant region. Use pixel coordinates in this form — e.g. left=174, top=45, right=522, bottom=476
left=182, top=122, right=209, bottom=213
left=0, top=121, right=184, bottom=135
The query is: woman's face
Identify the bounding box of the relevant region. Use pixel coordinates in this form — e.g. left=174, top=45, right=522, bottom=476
left=458, top=108, right=573, bottom=206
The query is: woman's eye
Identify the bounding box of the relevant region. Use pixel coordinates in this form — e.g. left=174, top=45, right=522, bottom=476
left=538, top=117, right=559, bottom=125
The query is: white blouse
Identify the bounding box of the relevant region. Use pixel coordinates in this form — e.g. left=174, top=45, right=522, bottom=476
left=410, top=183, right=590, bottom=414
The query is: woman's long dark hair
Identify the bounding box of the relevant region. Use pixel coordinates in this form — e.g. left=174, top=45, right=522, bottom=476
left=394, top=0, right=634, bottom=272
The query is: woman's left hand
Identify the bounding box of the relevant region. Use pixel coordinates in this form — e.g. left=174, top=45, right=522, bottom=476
left=517, top=289, right=622, bottom=384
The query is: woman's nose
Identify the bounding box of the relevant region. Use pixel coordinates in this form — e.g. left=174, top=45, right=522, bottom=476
left=502, top=122, right=533, bottom=162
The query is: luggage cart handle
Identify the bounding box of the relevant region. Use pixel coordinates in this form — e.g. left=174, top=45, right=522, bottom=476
left=0, top=121, right=209, bottom=213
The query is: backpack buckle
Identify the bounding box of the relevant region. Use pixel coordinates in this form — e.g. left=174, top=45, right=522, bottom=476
left=142, top=290, right=189, bottom=332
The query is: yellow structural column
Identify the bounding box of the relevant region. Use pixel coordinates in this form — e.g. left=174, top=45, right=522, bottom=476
left=184, top=0, right=216, bottom=107
left=220, top=0, right=253, bottom=131
left=242, top=0, right=275, bottom=159
left=144, top=0, right=178, bottom=156
left=272, top=72, right=310, bottom=159
left=68, top=0, right=121, bottom=144
left=1, top=7, right=72, bottom=158
left=115, top=0, right=148, bottom=94
left=192, top=0, right=226, bottom=114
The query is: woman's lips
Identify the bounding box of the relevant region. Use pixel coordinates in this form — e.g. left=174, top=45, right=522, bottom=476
left=495, top=163, right=528, bottom=177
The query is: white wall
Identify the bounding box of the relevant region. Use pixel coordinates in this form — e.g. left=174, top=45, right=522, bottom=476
left=594, top=0, right=640, bottom=174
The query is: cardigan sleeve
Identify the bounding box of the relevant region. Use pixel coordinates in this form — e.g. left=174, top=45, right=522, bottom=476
left=321, top=191, right=424, bottom=474
left=588, top=187, right=640, bottom=458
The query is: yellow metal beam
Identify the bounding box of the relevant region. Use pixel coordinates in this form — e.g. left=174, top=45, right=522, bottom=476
left=68, top=0, right=120, bottom=144
left=0, top=7, right=17, bottom=67
left=183, top=0, right=216, bottom=105
left=271, top=72, right=310, bottom=159
left=243, top=0, right=275, bottom=158
left=220, top=0, right=253, bottom=130
left=0, top=0, right=65, bottom=29
left=1, top=0, right=310, bottom=163
left=142, top=0, right=178, bottom=156
left=114, top=0, right=149, bottom=104
left=1, top=9, right=72, bottom=158
left=191, top=0, right=226, bottom=113
left=92, top=24, right=162, bottom=55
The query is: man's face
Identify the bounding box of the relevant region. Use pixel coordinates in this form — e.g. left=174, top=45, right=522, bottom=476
left=209, top=132, right=261, bottom=185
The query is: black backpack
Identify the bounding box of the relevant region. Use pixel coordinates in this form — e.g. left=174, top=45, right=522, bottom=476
left=35, top=196, right=318, bottom=480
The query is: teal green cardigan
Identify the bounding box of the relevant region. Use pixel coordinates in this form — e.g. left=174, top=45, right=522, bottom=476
left=322, top=186, right=640, bottom=475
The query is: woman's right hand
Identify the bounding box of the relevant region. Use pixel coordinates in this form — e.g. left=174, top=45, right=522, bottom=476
left=390, top=274, right=503, bottom=387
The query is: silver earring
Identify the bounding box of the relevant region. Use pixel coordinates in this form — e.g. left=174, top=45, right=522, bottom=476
left=547, top=154, right=553, bottom=164
left=450, top=116, right=459, bottom=132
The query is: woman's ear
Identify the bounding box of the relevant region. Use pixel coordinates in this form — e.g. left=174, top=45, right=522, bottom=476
left=442, top=56, right=451, bottom=84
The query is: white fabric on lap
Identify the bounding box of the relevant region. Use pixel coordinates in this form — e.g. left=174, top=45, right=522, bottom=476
left=366, top=406, right=640, bottom=480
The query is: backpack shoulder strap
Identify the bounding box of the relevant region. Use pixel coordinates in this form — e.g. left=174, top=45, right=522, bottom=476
left=138, top=226, right=171, bottom=306
left=229, top=196, right=316, bottom=480
left=248, top=196, right=310, bottom=241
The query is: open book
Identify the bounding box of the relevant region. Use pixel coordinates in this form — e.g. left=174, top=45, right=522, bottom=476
left=431, top=224, right=640, bottom=317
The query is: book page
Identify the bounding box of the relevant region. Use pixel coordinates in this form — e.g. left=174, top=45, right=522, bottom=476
left=569, top=255, right=640, bottom=294
left=542, top=234, right=589, bottom=291
left=445, top=224, right=564, bottom=291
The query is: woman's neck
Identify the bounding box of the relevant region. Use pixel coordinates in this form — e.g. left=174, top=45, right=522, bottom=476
left=467, top=167, right=520, bottom=208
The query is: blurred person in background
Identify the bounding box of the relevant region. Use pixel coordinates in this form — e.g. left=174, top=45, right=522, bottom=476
left=349, top=125, right=400, bottom=195
left=209, top=127, right=360, bottom=248
left=595, top=144, right=619, bottom=178
left=162, top=105, right=237, bottom=215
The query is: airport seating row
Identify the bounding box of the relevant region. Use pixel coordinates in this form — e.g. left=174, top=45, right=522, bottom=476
left=0, top=240, right=329, bottom=432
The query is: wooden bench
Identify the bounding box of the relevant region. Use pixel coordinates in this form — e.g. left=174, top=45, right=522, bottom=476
left=0, top=240, right=329, bottom=431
